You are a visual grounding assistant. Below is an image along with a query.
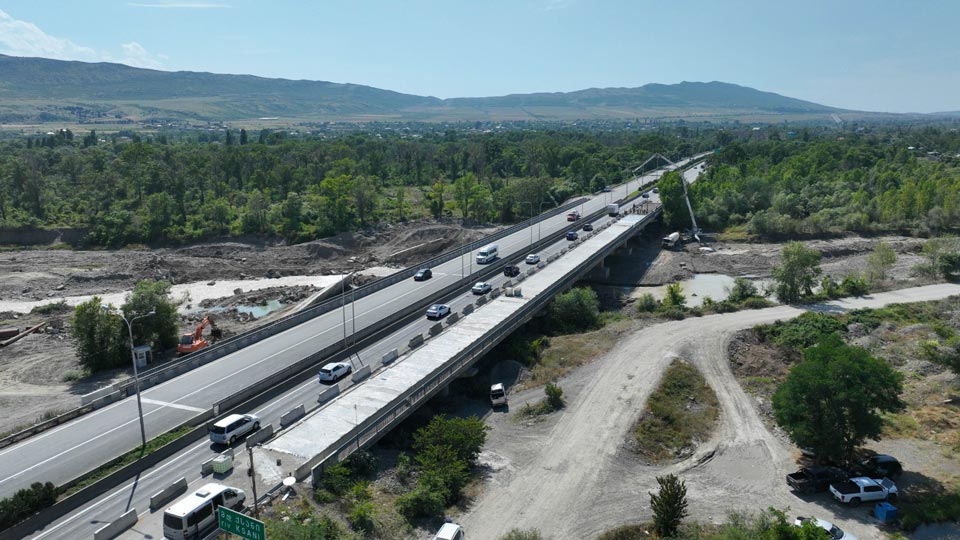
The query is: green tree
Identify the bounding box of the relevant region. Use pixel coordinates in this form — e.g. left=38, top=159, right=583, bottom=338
left=239, top=128, right=248, bottom=145
left=772, top=333, right=905, bottom=461
left=663, top=282, right=687, bottom=309
left=772, top=242, right=822, bottom=303
left=865, top=241, right=897, bottom=283
left=71, top=297, right=126, bottom=372
left=425, top=181, right=446, bottom=219
left=122, top=280, right=180, bottom=350
left=657, top=171, right=690, bottom=230
left=727, top=278, right=759, bottom=303
left=545, top=287, right=600, bottom=334
left=545, top=382, right=564, bottom=410
left=649, top=474, right=688, bottom=538
left=412, top=415, right=489, bottom=466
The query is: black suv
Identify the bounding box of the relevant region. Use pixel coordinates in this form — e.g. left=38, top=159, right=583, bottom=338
left=503, top=265, right=521, bottom=277
left=852, top=454, right=903, bottom=479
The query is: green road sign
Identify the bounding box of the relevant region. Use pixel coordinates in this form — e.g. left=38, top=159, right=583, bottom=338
left=218, top=506, right=265, bottom=540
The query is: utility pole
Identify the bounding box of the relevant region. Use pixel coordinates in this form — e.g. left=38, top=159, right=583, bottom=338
left=248, top=445, right=259, bottom=518
left=104, top=307, right=154, bottom=449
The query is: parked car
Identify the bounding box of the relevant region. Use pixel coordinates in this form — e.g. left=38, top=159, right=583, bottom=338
left=525, top=253, right=540, bottom=264
left=471, top=282, right=492, bottom=295
left=318, top=361, right=352, bottom=382
left=851, top=454, right=903, bottom=479
left=794, top=517, right=857, bottom=540
left=566, top=211, right=581, bottom=221
left=829, top=477, right=898, bottom=506
left=426, top=304, right=451, bottom=320
left=503, top=265, right=521, bottom=277
left=413, top=268, right=432, bottom=281
left=490, top=383, right=507, bottom=407
left=434, top=523, right=464, bottom=540
left=566, top=231, right=579, bottom=241
left=582, top=223, right=594, bottom=231
left=208, top=414, right=260, bottom=445
left=786, top=466, right=847, bottom=494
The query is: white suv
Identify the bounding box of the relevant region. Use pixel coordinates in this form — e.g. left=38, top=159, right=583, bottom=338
left=434, top=523, right=464, bottom=540
left=208, top=414, right=260, bottom=445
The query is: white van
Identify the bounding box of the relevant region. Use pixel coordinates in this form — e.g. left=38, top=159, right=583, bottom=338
left=208, top=413, right=260, bottom=445
left=476, top=244, right=499, bottom=264
left=162, top=483, right=245, bottom=540
left=490, top=383, right=507, bottom=407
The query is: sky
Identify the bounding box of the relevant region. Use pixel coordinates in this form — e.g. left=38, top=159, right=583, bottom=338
left=0, top=0, right=958, bottom=113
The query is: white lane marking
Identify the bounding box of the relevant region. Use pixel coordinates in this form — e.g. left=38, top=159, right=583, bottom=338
left=140, top=398, right=206, bottom=413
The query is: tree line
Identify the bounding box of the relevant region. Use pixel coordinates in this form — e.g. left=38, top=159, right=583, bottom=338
left=0, top=127, right=713, bottom=246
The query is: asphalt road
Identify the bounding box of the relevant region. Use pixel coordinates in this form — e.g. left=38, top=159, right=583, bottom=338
left=21, top=159, right=706, bottom=540
left=0, top=153, right=708, bottom=503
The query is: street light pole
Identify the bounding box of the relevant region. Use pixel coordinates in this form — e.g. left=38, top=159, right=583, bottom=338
left=520, top=202, right=533, bottom=248
left=106, top=307, right=154, bottom=449
left=539, top=202, right=550, bottom=242
left=341, top=275, right=347, bottom=345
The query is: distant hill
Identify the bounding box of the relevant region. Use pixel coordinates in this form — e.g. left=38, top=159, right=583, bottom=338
left=0, top=54, right=848, bottom=124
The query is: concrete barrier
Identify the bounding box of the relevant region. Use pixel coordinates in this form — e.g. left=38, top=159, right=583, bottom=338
left=490, top=288, right=501, bottom=299
left=245, top=424, right=273, bottom=447
left=476, top=296, right=487, bottom=306
left=502, top=280, right=513, bottom=289
left=93, top=508, right=137, bottom=540
left=351, top=365, right=371, bottom=383
left=462, top=304, right=474, bottom=315
left=447, top=312, right=460, bottom=324
left=201, top=456, right=215, bottom=476
left=381, top=348, right=399, bottom=365
left=429, top=323, right=443, bottom=337
left=280, top=405, right=306, bottom=428
left=80, top=384, right=117, bottom=406
left=90, top=391, right=123, bottom=409
left=318, top=385, right=341, bottom=404
left=515, top=274, right=525, bottom=282
left=149, top=477, right=187, bottom=510
left=408, top=334, right=424, bottom=349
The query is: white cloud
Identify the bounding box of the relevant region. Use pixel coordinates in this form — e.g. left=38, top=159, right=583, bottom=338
left=128, top=1, right=231, bottom=8
left=0, top=9, right=166, bottom=69
left=0, top=8, right=98, bottom=61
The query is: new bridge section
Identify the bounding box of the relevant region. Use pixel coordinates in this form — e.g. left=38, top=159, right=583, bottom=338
left=255, top=212, right=658, bottom=490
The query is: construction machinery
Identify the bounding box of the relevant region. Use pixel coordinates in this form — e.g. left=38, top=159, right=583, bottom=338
left=177, top=316, right=222, bottom=355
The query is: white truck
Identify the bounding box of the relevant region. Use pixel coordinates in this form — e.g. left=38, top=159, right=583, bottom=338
left=829, top=477, right=898, bottom=506
left=606, top=203, right=619, bottom=217
left=661, top=231, right=681, bottom=248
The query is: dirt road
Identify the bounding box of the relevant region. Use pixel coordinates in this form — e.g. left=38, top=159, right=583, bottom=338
left=460, top=284, right=960, bottom=540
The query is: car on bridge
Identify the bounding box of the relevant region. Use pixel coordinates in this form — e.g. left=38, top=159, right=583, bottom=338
left=503, top=265, right=521, bottom=277
left=208, top=414, right=260, bottom=445
left=414, top=268, right=432, bottom=281
left=525, top=253, right=540, bottom=264
left=471, top=282, right=492, bottom=295
left=566, top=210, right=581, bottom=221
left=426, top=304, right=451, bottom=320
left=566, top=230, right=579, bottom=241
left=582, top=223, right=593, bottom=232
left=641, top=192, right=650, bottom=199
left=319, top=362, right=352, bottom=382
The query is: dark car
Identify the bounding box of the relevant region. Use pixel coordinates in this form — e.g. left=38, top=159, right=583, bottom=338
left=414, top=268, right=432, bottom=281
left=503, top=265, right=521, bottom=277
left=566, top=231, right=579, bottom=241
left=786, top=466, right=848, bottom=495
left=582, top=223, right=594, bottom=232
left=852, top=454, right=902, bottom=479
left=641, top=192, right=650, bottom=199
left=601, top=186, right=612, bottom=193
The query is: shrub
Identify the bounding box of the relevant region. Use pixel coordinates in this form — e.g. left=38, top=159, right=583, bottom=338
left=347, top=500, right=376, bottom=533
left=662, top=282, right=686, bottom=309
left=319, top=462, right=353, bottom=495
left=545, top=383, right=564, bottom=410
left=396, top=484, right=446, bottom=519
left=0, top=482, right=58, bottom=530
left=740, top=297, right=773, bottom=310
left=757, top=311, right=846, bottom=349
left=727, top=278, right=759, bottom=303
left=840, top=274, right=869, bottom=297
left=635, top=293, right=658, bottom=313
left=498, top=529, right=544, bottom=540
left=545, top=287, right=601, bottom=334
left=650, top=474, right=688, bottom=538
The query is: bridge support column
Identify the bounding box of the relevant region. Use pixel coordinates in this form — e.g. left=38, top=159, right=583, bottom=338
left=590, top=259, right=611, bottom=280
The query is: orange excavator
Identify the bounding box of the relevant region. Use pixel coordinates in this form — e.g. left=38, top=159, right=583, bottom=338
left=177, top=316, right=223, bottom=355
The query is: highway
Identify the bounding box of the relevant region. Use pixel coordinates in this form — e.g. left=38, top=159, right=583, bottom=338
left=17, top=160, right=705, bottom=540
left=0, top=154, right=706, bottom=500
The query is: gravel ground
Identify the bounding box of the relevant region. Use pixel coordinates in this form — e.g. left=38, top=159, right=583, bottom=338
left=457, top=284, right=960, bottom=540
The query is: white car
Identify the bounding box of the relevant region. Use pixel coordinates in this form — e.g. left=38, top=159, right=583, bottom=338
left=794, top=517, right=857, bottom=540
left=318, top=361, right=352, bottom=382
left=426, top=304, right=451, bottom=320
left=471, top=282, right=492, bottom=295
left=208, top=414, right=260, bottom=445
left=525, top=253, right=540, bottom=264
left=434, top=523, right=464, bottom=540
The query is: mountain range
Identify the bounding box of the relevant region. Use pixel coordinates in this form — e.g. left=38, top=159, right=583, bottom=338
left=0, top=54, right=855, bottom=125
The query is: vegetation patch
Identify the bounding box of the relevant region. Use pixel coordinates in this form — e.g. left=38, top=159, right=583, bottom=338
left=517, top=383, right=565, bottom=419
left=595, top=508, right=830, bottom=540
left=633, top=360, right=719, bottom=463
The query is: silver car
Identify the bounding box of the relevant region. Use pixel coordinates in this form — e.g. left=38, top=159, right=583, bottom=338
left=426, top=304, right=451, bottom=320
left=472, top=282, right=492, bottom=295
left=525, top=253, right=540, bottom=264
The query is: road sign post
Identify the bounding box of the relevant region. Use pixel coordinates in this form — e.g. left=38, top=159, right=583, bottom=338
left=218, top=506, right=266, bottom=540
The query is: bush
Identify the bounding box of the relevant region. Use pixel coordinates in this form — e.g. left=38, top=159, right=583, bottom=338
left=545, top=287, right=601, bottom=334
left=635, top=293, right=658, bottom=313
left=756, top=311, right=846, bottom=350
left=545, top=382, right=564, bottom=410
left=319, top=462, right=354, bottom=496
left=0, top=482, right=58, bottom=530
left=650, top=474, right=688, bottom=538
left=727, top=278, right=759, bottom=303
left=395, top=483, right=446, bottom=519
left=840, top=274, right=869, bottom=297
left=347, top=500, right=375, bottom=533
left=740, top=297, right=773, bottom=310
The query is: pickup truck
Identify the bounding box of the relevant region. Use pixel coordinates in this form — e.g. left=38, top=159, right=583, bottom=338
left=786, top=466, right=846, bottom=494
left=829, top=477, right=898, bottom=506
